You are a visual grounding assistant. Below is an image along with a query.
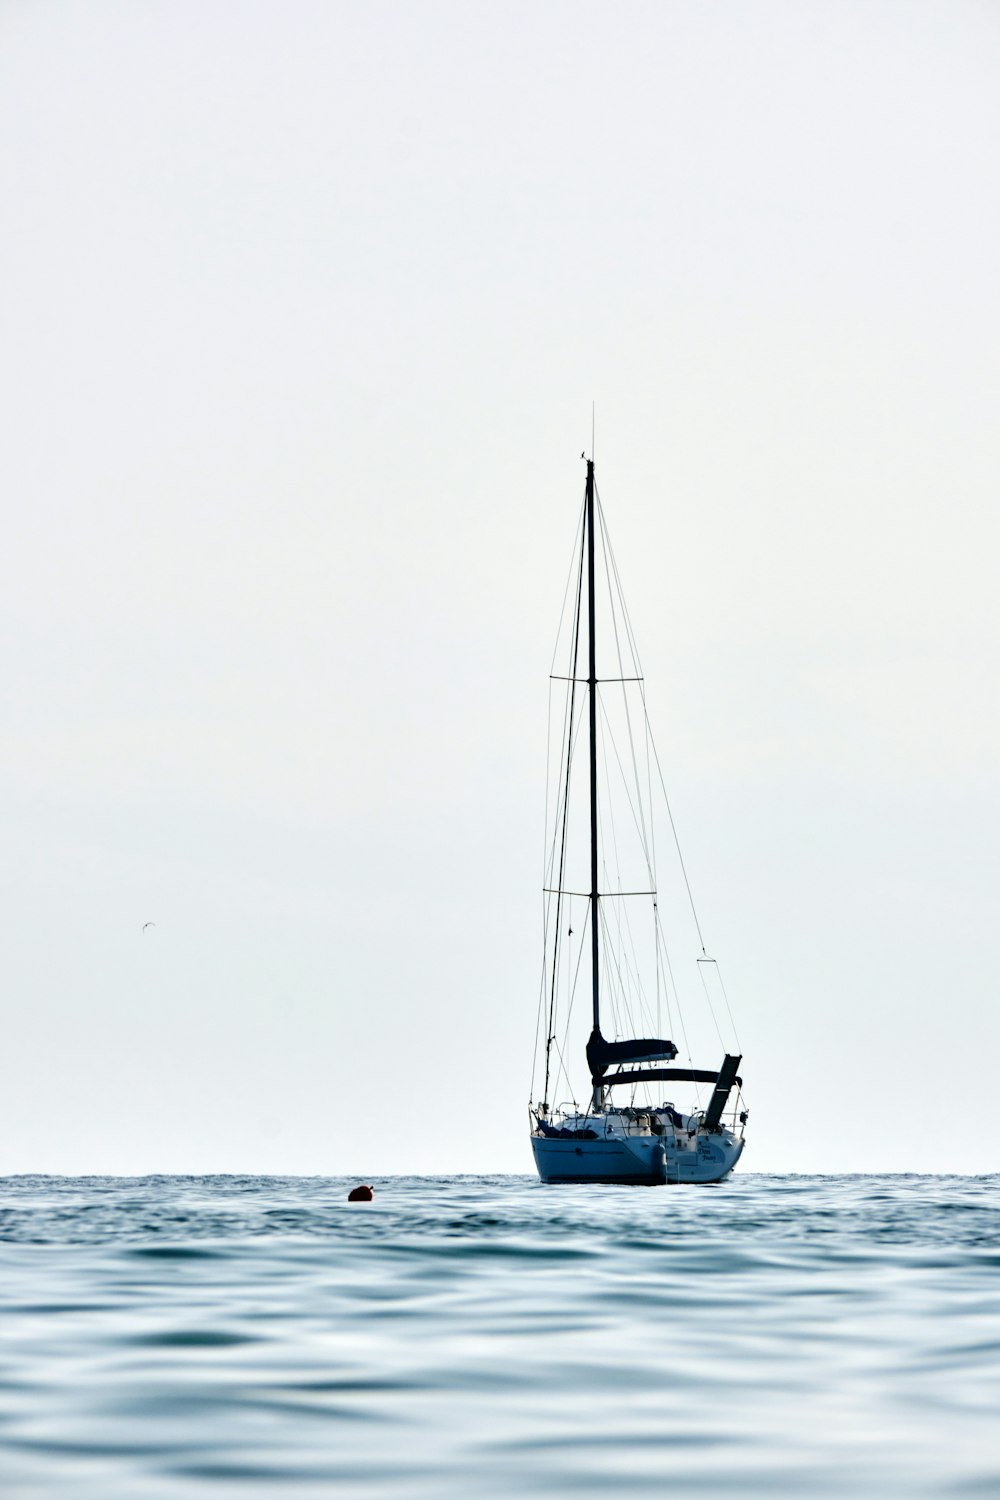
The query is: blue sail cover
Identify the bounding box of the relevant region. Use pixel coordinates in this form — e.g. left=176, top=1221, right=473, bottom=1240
left=587, top=1028, right=678, bottom=1082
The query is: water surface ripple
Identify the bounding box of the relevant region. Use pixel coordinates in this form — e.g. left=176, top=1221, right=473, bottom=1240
left=0, top=1174, right=997, bottom=1497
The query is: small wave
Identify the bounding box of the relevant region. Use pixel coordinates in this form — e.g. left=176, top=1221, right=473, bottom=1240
left=0, top=1174, right=997, bottom=1498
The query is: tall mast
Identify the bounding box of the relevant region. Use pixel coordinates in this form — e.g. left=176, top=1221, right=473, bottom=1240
left=586, top=458, right=600, bottom=1034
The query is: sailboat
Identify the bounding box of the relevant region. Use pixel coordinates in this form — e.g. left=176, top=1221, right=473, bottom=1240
left=530, top=455, right=747, bottom=1185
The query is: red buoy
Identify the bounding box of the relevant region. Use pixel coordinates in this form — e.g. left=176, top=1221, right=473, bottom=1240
left=347, top=1184, right=374, bottom=1202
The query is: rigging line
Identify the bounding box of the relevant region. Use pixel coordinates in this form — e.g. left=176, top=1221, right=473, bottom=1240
left=553, top=899, right=590, bottom=1104
left=645, top=686, right=661, bottom=1034
left=697, top=956, right=741, bottom=1052
left=594, top=721, right=628, bottom=1040
left=619, top=883, right=658, bottom=1039
left=600, top=504, right=646, bottom=679
left=592, top=496, right=654, bottom=873
left=596, top=692, right=655, bottom=876
left=605, top=885, right=654, bottom=1043
left=695, top=950, right=727, bottom=1051
left=544, top=575, right=588, bottom=887
left=544, top=501, right=586, bottom=1108
left=650, top=904, right=676, bottom=1040
left=531, top=899, right=546, bottom=1098
left=548, top=1026, right=577, bottom=1112
left=542, top=685, right=587, bottom=892
left=600, top=508, right=729, bottom=1063
left=535, top=678, right=559, bottom=1099
left=542, top=702, right=589, bottom=906
left=537, top=881, right=587, bottom=1093
left=598, top=903, right=624, bottom=1042
left=598, top=900, right=639, bottom=1042
left=597, top=498, right=662, bottom=1030
left=599, top=513, right=711, bottom=960
left=656, top=933, right=675, bottom=1041
left=548, top=1018, right=567, bottom=1106
left=542, top=589, right=585, bottom=1044
left=543, top=527, right=589, bottom=896
left=543, top=752, right=578, bottom=1097
left=537, top=681, right=572, bottom=1089
left=554, top=900, right=587, bottom=1104
left=598, top=804, right=627, bottom=1026
left=591, top=797, right=627, bottom=1033
left=550, top=675, right=643, bottom=683
left=548, top=499, right=587, bottom=678
left=595, top=685, right=662, bottom=1047
left=616, top=882, right=658, bottom=1042
left=596, top=708, right=654, bottom=1039
left=541, top=690, right=566, bottom=895
left=654, top=914, right=696, bottom=1091
left=542, top=679, right=555, bottom=885
left=565, top=895, right=572, bottom=1044
left=644, top=713, right=707, bottom=954
left=597, top=496, right=655, bottom=887
left=544, top=800, right=579, bottom=1104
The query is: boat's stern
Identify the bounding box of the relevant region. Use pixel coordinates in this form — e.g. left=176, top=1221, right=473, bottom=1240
left=530, top=1105, right=745, bottom=1185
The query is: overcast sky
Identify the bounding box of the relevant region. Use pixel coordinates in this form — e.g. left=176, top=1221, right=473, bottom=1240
left=2, top=0, right=998, bottom=1174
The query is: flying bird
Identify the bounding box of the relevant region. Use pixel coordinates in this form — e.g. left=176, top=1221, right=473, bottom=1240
left=142, top=922, right=155, bottom=931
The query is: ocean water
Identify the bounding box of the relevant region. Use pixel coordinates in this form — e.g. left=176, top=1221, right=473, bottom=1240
left=0, top=1175, right=998, bottom=1498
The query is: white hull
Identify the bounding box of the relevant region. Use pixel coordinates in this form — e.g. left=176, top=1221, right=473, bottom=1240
left=531, top=1129, right=743, bottom=1185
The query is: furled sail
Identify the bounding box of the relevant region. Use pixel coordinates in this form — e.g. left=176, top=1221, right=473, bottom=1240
left=587, top=1027, right=678, bottom=1083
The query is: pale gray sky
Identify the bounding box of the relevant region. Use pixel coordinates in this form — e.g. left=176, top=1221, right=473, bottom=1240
left=2, top=1, right=998, bottom=1173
